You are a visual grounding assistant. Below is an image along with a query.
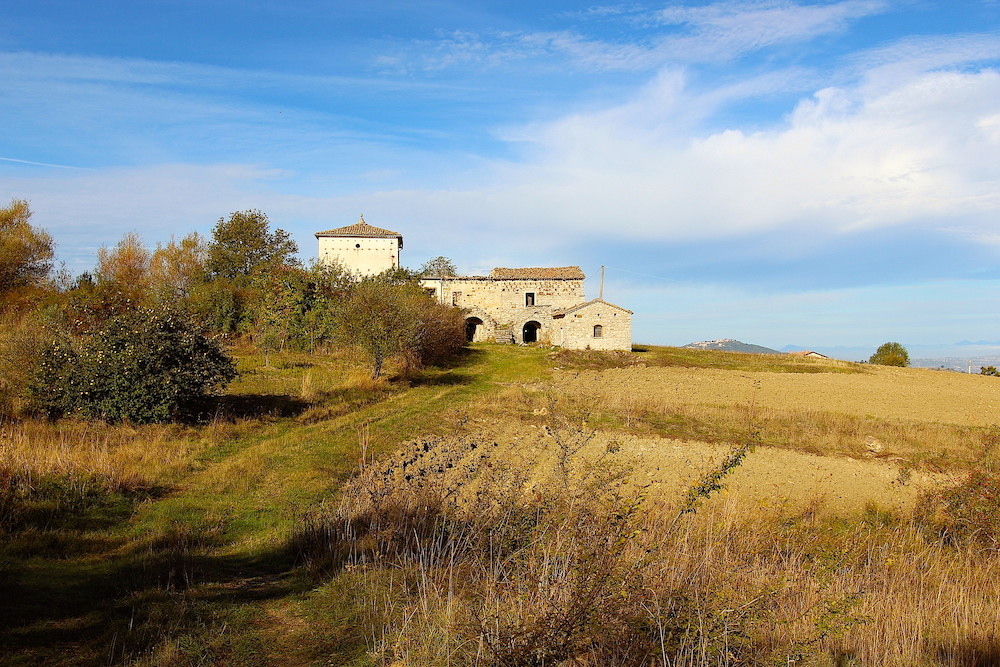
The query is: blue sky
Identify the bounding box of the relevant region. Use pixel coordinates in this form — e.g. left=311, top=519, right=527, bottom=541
left=3, top=0, right=1000, bottom=358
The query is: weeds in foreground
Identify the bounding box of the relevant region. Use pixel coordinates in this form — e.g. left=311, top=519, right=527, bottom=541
left=293, top=411, right=1000, bottom=666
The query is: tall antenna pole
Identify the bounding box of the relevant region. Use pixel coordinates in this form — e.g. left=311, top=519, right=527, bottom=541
left=599, top=265, right=605, bottom=300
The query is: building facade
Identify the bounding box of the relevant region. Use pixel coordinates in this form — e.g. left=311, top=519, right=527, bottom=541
left=421, top=267, right=633, bottom=350
left=315, top=215, right=402, bottom=277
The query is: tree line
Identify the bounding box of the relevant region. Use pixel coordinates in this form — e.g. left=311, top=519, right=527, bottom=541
left=0, top=200, right=465, bottom=422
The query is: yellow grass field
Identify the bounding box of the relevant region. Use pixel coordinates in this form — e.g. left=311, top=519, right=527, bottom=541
left=461, top=358, right=1000, bottom=515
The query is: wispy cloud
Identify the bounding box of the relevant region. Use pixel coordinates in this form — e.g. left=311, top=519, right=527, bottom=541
left=383, top=0, right=890, bottom=74
left=0, top=156, right=86, bottom=169
left=652, top=0, right=889, bottom=58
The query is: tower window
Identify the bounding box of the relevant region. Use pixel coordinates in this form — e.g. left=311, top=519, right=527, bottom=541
left=593, top=325, right=603, bottom=338
left=525, top=292, right=535, bottom=307
left=355, top=243, right=361, bottom=248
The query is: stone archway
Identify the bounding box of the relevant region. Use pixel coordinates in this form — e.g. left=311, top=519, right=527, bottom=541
left=522, top=320, right=542, bottom=344
left=465, top=317, right=484, bottom=343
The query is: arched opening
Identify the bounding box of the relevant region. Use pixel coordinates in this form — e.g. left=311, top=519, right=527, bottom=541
left=465, top=317, right=484, bottom=343
left=522, top=320, right=542, bottom=344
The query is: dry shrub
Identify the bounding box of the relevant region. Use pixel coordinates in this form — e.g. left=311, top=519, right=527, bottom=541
left=915, top=469, right=1000, bottom=549
left=294, top=420, right=1000, bottom=666
left=0, top=311, right=50, bottom=418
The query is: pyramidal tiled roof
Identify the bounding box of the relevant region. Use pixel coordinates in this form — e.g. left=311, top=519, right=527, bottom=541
left=315, top=215, right=402, bottom=239
left=489, top=266, right=585, bottom=280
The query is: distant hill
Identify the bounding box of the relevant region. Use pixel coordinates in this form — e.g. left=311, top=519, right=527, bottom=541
left=684, top=339, right=782, bottom=355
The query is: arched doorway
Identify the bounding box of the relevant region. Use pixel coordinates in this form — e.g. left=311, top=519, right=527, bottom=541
left=522, top=320, right=542, bottom=343
left=465, top=317, right=484, bottom=342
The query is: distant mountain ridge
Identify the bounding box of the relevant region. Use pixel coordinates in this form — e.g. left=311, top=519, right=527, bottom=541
left=684, top=339, right=782, bottom=355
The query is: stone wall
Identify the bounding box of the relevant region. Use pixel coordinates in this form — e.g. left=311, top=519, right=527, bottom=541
left=421, top=276, right=585, bottom=343
left=554, top=301, right=632, bottom=351
left=319, top=236, right=400, bottom=277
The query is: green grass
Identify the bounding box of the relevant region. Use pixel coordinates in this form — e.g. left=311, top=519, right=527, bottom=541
left=0, top=342, right=549, bottom=666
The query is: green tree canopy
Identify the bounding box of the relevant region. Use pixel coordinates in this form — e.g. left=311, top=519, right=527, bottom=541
left=336, top=277, right=465, bottom=379
left=31, top=307, right=236, bottom=423
left=206, top=209, right=299, bottom=280
left=869, top=341, right=910, bottom=367
left=0, top=199, right=54, bottom=297
left=419, top=256, right=458, bottom=277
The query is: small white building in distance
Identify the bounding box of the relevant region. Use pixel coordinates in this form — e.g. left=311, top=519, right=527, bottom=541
left=315, top=215, right=403, bottom=277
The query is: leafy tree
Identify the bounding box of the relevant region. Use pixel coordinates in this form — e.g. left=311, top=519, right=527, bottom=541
left=207, top=209, right=299, bottom=280
left=31, top=308, right=236, bottom=423
left=95, top=232, right=153, bottom=310
left=869, top=342, right=910, bottom=367
left=336, top=277, right=465, bottom=379
left=0, top=199, right=54, bottom=302
left=149, top=232, right=207, bottom=300
left=337, top=279, right=424, bottom=379
left=419, top=256, right=458, bottom=277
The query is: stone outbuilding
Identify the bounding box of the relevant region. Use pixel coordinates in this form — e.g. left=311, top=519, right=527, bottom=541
left=315, top=215, right=402, bottom=277
left=551, top=299, right=633, bottom=351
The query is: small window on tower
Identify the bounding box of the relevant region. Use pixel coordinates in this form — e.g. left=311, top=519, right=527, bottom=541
left=593, top=325, right=603, bottom=338
left=452, top=291, right=462, bottom=306
left=355, top=243, right=361, bottom=248
left=525, top=292, right=535, bottom=307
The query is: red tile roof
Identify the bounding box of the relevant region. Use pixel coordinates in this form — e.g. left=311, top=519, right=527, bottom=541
left=315, top=215, right=402, bottom=240
left=489, top=266, right=585, bottom=280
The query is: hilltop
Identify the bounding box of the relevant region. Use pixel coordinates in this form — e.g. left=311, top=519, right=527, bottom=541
left=683, top=338, right=782, bottom=354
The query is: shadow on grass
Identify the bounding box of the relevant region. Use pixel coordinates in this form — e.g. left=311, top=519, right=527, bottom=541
left=936, top=638, right=1000, bottom=666
left=194, top=393, right=310, bottom=421
left=0, top=527, right=304, bottom=664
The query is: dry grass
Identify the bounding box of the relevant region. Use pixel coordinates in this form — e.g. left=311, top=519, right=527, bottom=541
left=0, top=418, right=204, bottom=493
left=469, top=363, right=998, bottom=472
left=293, top=425, right=1000, bottom=666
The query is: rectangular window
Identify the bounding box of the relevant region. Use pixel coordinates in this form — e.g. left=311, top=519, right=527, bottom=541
left=452, top=291, right=462, bottom=306
left=593, top=325, right=603, bottom=338
left=525, top=292, right=535, bottom=307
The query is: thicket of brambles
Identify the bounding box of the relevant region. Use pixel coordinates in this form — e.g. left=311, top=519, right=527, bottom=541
left=0, top=199, right=465, bottom=422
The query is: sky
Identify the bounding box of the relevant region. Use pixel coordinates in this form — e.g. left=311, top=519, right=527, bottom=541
left=2, top=0, right=1000, bottom=359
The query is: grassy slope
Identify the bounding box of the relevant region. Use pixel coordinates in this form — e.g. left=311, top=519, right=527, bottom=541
left=2, top=345, right=995, bottom=665
left=0, top=344, right=552, bottom=666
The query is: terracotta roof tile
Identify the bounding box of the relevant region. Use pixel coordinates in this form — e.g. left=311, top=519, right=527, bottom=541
left=315, top=215, right=402, bottom=240
left=489, top=266, right=585, bottom=280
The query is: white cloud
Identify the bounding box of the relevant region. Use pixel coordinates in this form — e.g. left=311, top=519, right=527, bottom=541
left=654, top=0, right=889, bottom=58
left=441, top=62, right=1000, bottom=245
left=383, top=0, right=889, bottom=74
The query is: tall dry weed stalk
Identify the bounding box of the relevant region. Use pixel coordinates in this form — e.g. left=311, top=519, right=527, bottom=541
left=294, top=403, right=1000, bottom=666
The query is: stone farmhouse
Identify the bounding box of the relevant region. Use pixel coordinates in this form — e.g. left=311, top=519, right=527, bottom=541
left=315, top=216, right=633, bottom=351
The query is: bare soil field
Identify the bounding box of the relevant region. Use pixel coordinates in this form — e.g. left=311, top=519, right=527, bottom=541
left=551, top=364, right=1000, bottom=427
left=468, top=361, right=1000, bottom=515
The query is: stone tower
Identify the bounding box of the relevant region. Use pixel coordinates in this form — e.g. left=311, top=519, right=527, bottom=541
left=314, top=215, right=403, bottom=277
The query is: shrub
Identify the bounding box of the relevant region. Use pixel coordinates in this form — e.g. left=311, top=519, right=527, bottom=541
left=915, top=469, right=1000, bottom=548
left=869, top=341, right=909, bottom=367
left=31, top=308, right=236, bottom=423
left=337, top=279, right=465, bottom=379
